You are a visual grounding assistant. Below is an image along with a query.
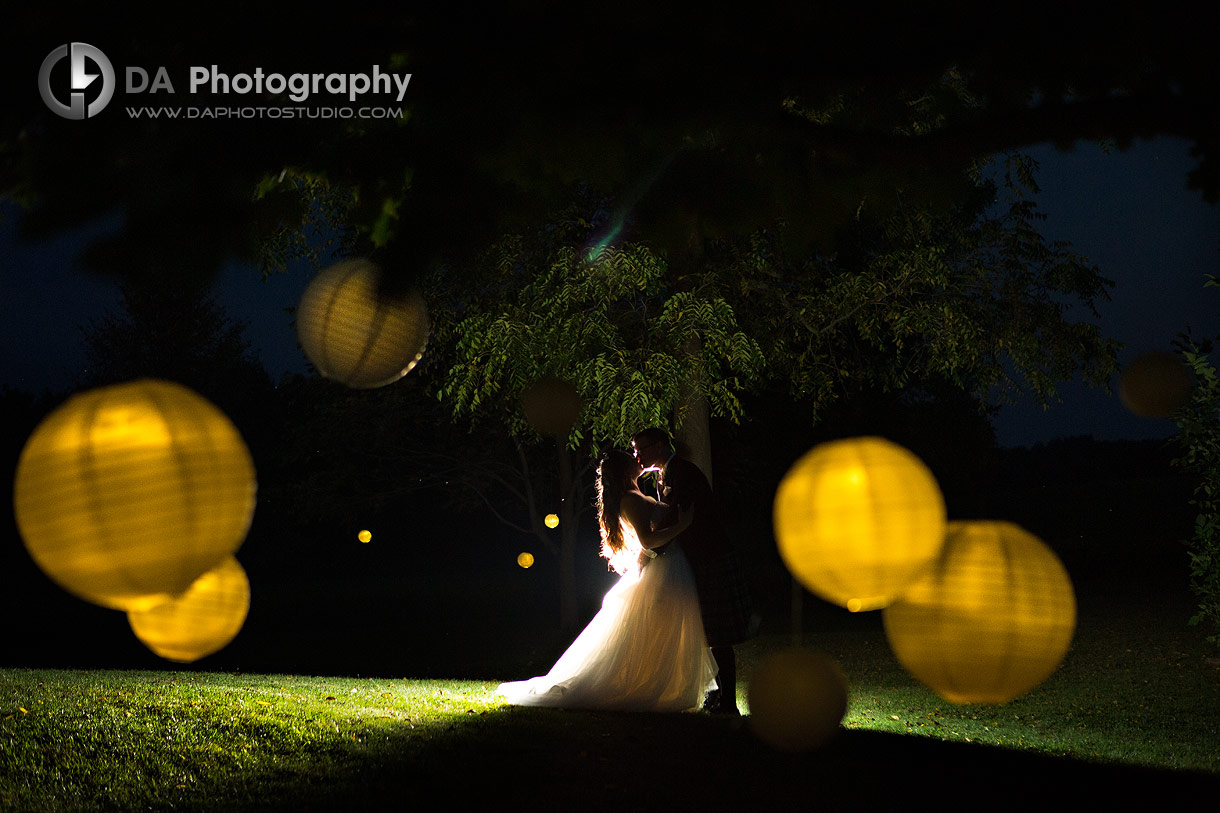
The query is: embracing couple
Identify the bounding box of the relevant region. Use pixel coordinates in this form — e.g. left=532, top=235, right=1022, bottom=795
left=496, top=428, right=754, bottom=715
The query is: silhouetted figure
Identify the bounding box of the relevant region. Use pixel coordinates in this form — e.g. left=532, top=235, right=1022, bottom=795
left=495, top=450, right=716, bottom=710
left=631, top=427, right=755, bottom=716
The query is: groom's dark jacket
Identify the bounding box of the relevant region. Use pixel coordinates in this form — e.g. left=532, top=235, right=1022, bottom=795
left=659, top=455, right=754, bottom=647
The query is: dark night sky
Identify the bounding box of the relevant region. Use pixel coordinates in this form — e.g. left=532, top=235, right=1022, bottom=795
left=2, top=136, right=1216, bottom=448
left=983, top=137, right=1218, bottom=446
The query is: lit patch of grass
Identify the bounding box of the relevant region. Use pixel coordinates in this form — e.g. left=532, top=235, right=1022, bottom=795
left=2, top=593, right=1218, bottom=809
left=0, top=669, right=502, bottom=811
left=747, top=601, right=1220, bottom=775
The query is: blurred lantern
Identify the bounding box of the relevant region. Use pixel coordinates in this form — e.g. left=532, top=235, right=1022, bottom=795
left=128, top=556, right=250, bottom=663
left=296, top=258, right=430, bottom=389
left=517, top=552, right=535, bottom=569
left=747, top=649, right=848, bottom=751
left=544, top=513, right=559, bottom=529
left=1119, top=351, right=1192, bottom=418
left=13, top=380, right=257, bottom=611
left=883, top=521, right=1076, bottom=704
left=773, top=437, right=946, bottom=612
left=358, top=530, right=373, bottom=544
left=521, top=376, right=581, bottom=437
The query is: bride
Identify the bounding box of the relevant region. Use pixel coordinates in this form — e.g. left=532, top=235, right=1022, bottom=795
left=495, top=450, right=718, bottom=712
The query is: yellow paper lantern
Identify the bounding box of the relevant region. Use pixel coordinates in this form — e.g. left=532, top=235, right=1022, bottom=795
left=13, top=380, right=257, bottom=611
left=1119, top=351, right=1192, bottom=418
left=296, top=258, right=430, bottom=389
left=773, top=437, right=947, bottom=612
left=544, top=513, right=559, bottom=529
left=358, top=529, right=373, bottom=543
left=128, top=556, right=250, bottom=663
left=883, top=521, right=1076, bottom=704
left=517, top=552, right=535, bottom=569
left=747, top=649, right=848, bottom=751
left=521, top=376, right=581, bottom=437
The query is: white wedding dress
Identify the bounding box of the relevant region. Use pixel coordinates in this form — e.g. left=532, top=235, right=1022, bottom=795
left=495, top=532, right=718, bottom=712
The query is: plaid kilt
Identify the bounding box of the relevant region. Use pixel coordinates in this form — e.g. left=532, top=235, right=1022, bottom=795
left=689, top=546, right=755, bottom=647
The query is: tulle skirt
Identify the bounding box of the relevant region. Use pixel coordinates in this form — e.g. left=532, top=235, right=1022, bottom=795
left=495, top=544, right=718, bottom=712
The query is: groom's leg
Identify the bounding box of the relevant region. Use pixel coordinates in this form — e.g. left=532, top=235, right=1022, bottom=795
left=711, top=645, right=738, bottom=714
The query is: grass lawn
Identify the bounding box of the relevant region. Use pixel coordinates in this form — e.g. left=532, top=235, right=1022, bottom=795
left=3, top=559, right=1218, bottom=811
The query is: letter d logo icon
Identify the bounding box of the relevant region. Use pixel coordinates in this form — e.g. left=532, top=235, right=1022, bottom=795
left=39, top=43, right=115, bottom=120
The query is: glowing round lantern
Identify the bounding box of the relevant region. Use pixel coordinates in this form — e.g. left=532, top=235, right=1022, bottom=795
left=128, top=556, right=250, bottom=663
left=747, top=649, right=848, bottom=751
left=1119, top=351, right=1192, bottom=418
left=13, top=380, right=257, bottom=611
left=358, top=529, right=373, bottom=544
left=544, top=513, right=559, bottom=529
left=773, top=437, right=946, bottom=612
left=883, top=521, right=1076, bottom=704
left=517, top=552, right=535, bottom=569
left=521, top=376, right=581, bottom=437
left=296, top=258, right=430, bottom=389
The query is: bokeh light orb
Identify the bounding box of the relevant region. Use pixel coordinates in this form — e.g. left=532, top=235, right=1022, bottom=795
left=13, top=379, right=257, bottom=611
left=747, top=649, right=848, bottom=751
left=544, top=513, right=559, bottom=529
left=521, top=376, right=581, bottom=437
left=1119, top=351, right=1192, bottom=418
left=883, top=521, right=1076, bottom=704
left=358, top=529, right=373, bottom=543
left=128, top=556, right=250, bottom=663
left=773, top=437, right=947, bottom=612
left=517, top=552, right=535, bottom=569
left=296, top=258, right=430, bottom=389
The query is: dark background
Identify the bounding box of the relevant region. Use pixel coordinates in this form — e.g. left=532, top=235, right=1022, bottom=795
left=0, top=5, right=1214, bottom=677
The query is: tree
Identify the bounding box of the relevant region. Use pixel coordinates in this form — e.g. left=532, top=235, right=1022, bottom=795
left=78, top=279, right=275, bottom=457
left=4, top=4, right=1218, bottom=291
left=5, top=5, right=1194, bottom=636
left=434, top=219, right=765, bottom=631
left=704, top=152, right=1118, bottom=419
left=81, top=281, right=267, bottom=390
left=1173, top=278, right=1220, bottom=648
left=421, top=149, right=1118, bottom=629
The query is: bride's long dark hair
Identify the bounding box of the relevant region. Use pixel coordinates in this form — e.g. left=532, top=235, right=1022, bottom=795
left=596, top=449, right=636, bottom=561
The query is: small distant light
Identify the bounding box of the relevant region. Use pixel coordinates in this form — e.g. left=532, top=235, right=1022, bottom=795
left=358, top=530, right=372, bottom=543
left=517, top=552, right=535, bottom=569
left=544, top=513, right=559, bottom=529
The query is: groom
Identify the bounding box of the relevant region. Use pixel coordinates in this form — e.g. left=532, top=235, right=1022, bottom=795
left=631, top=427, right=755, bottom=716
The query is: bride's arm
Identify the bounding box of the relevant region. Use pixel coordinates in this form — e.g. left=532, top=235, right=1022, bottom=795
left=621, top=493, right=692, bottom=549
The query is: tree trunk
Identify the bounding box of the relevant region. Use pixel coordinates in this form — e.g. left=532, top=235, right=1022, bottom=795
left=675, top=335, right=714, bottom=488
